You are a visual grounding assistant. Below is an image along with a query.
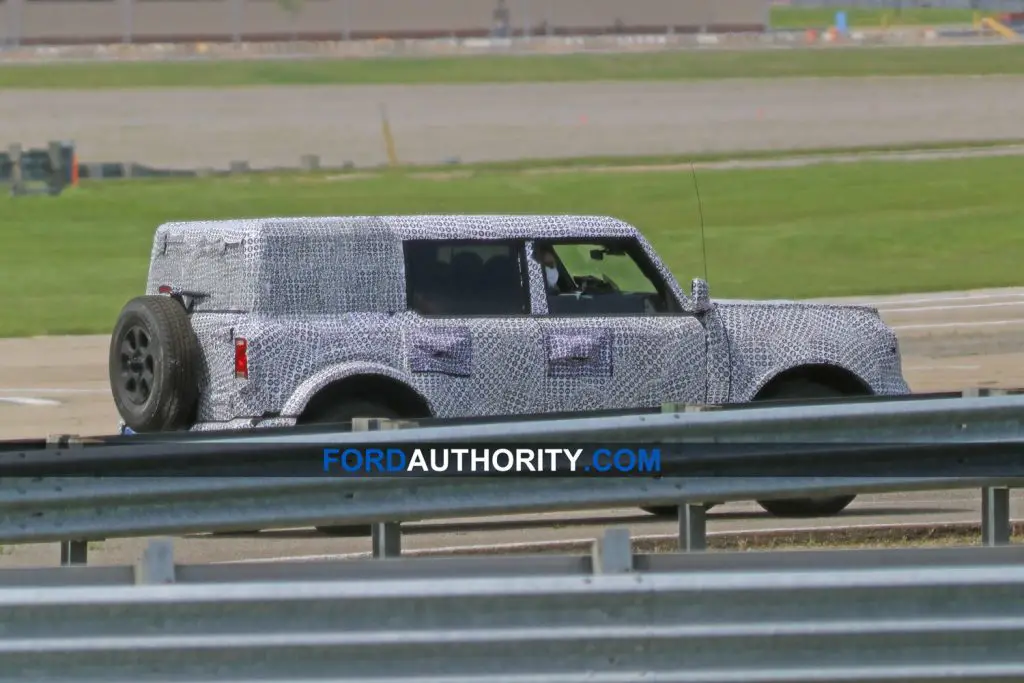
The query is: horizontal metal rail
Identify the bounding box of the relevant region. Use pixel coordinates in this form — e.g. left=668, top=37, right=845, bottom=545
left=3, top=471, right=1021, bottom=545
left=0, top=392, right=1018, bottom=560
left=3, top=394, right=1024, bottom=476
left=5, top=534, right=1024, bottom=587
left=2, top=387, right=1019, bottom=451
left=209, top=391, right=1024, bottom=447
left=0, top=532, right=1023, bottom=683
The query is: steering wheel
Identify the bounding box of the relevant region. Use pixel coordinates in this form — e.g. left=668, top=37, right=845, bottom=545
left=575, top=276, right=601, bottom=294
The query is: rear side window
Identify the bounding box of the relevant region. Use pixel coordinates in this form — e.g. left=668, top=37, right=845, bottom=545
left=404, top=239, right=528, bottom=316
left=150, top=239, right=250, bottom=312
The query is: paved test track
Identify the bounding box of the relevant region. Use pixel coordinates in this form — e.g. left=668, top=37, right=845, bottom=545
left=0, top=288, right=1022, bottom=566
left=4, top=76, right=1024, bottom=167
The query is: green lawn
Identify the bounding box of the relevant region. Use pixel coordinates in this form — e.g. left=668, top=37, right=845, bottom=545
left=3, top=44, right=1024, bottom=89
left=770, top=6, right=978, bottom=29
left=2, top=154, right=1022, bottom=338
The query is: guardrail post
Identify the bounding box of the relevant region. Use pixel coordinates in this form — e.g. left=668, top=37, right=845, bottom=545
left=372, top=523, right=401, bottom=559
left=678, top=503, right=707, bottom=552
left=661, top=402, right=721, bottom=413
left=353, top=416, right=405, bottom=559
left=48, top=433, right=91, bottom=565
left=982, top=487, right=1011, bottom=547
left=45, top=140, right=66, bottom=195
left=60, top=541, right=88, bottom=566
left=8, top=143, right=24, bottom=196
left=962, top=387, right=1008, bottom=398
left=135, top=538, right=176, bottom=584
left=591, top=528, right=633, bottom=574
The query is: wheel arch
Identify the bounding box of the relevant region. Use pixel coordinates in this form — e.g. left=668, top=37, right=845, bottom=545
left=281, top=362, right=434, bottom=420
left=752, top=363, right=874, bottom=401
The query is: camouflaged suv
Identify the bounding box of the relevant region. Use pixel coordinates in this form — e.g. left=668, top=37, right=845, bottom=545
left=109, top=215, right=910, bottom=518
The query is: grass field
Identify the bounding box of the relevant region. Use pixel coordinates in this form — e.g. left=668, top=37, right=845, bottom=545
left=770, top=6, right=977, bottom=29
left=2, top=153, right=1021, bottom=338
left=3, top=44, right=1024, bottom=89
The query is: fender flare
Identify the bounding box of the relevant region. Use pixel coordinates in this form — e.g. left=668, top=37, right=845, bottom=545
left=742, top=357, right=873, bottom=403
left=279, top=361, right=432, bottom=417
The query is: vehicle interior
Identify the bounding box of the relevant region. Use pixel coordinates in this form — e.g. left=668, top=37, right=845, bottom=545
left=536, top=240, right=678, bottom=315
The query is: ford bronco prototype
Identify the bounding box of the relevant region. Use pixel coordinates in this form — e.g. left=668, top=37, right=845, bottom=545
left=110, top=215, right=910, bottom=518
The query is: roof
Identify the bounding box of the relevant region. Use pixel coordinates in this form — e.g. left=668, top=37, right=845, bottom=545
left=155, top=215, right=642, bottom=243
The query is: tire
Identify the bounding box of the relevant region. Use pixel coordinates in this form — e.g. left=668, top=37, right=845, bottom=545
left=298, top=399, right=401, bottom=428
left=756, top=495, right=856, bottom=518
left=642, top=503, right=718, bottom=517
left=109, top=295, right=200, bottom=433
left=754, top=379, right=858, bottom=518
left=300, top=399, right=401, bottom=536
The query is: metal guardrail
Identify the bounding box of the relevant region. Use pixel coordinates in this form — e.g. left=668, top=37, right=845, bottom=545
left=0, top=391, right=1021, bottom=565
left=0, top=25, right=1005, bottom=65
left=0, top=141, right=76, bottom=196
left=1, top=531, right=1023, bottom=681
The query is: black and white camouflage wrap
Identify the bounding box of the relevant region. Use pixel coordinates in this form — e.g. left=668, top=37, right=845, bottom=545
left=135, top=215, right=909, bottom=431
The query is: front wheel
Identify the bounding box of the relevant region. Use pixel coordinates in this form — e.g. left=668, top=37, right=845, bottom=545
left=753, top=379, right=860, bottom=518
left=757, top=495, right=856, bottom=518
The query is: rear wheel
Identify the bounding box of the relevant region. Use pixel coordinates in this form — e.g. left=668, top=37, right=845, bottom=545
left=300, top=399, right=402, bottom=536
left=754, top=379, right=858, bottom=518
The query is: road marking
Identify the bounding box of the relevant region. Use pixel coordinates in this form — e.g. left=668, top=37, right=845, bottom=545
left=819, top=291, right=1024, bottom=308
left=867, top=293, right=1024, bottom=307
left=882, top=301, right=1024, bottom=314
left=892, top=319, right=1024, bottom=331
left=0, top=397, right=61, bottom=407
left=213, top=516, right=1024, bottom=565
left=209, top=511, right=1024, bottom=565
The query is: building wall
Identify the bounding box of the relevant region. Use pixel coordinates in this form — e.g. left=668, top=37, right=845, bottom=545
left=0, top=0, right=768, bottom=45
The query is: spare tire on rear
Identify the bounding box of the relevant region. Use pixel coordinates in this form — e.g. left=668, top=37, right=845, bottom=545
left=109, top=295, right=200, bottom=433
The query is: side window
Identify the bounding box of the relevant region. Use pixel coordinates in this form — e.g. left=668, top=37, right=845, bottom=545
left=404, top=239, right=528, bottom=316
left=535, top=240, right=673, bottom=316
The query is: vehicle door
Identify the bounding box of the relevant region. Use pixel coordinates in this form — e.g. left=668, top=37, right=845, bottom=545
left=527, top=238, right=708, bottom=412
left=402, top=238, right=546, bottom=418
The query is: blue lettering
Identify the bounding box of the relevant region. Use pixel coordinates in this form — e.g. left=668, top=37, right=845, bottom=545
left=364, top=448, right=385, bottom=472
left=387, top=448, right=407, bottom=472
left=637, top=448, right=661, bottom=473
left=323, top=448, right=340, bottom=472
left=613, top=448, right=637, bottom=472
left=592, top=448, right=613, bottom=472
left=341, top=448, right=363, bottom=473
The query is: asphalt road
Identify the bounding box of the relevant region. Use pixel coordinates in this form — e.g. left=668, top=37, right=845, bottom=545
left=4, top=76, right=1024, bottom=168
left=0, top=287, right=1021, bottom=566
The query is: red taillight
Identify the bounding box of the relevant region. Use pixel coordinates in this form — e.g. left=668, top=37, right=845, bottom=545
left=158, top=285, right=172, bottom=294
left=234, top=338, right=248, bottom=379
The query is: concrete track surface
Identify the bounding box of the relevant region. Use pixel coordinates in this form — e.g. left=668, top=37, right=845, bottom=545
left=4, top=76, right=1024, bottom=168
left=0, top=287, right=1022, bottom=566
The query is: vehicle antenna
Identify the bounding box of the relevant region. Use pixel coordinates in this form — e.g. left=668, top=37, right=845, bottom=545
left=690, top=162, right=709, bottom=283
